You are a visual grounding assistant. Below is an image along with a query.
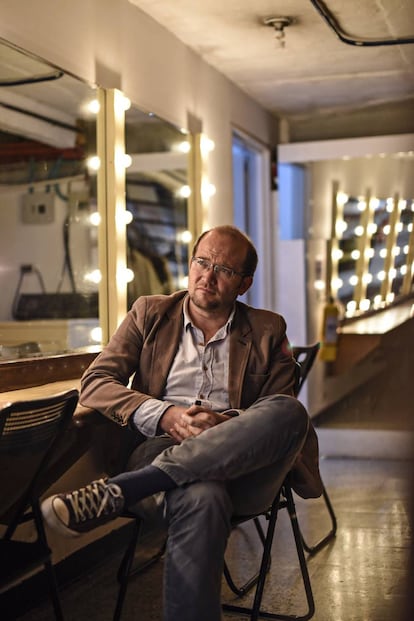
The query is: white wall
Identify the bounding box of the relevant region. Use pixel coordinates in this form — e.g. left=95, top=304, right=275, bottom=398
left=0, top=0, right=277, bottom=229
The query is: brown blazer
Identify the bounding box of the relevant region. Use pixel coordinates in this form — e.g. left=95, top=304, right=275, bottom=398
left=80, top=290, right=323, bottom=499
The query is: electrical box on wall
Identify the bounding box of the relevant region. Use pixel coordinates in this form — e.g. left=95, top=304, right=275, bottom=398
left=22, top=191, right=55, bottom=224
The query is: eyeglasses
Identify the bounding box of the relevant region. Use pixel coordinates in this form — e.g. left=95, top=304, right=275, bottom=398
left=191, top=256, right=245, bottom=280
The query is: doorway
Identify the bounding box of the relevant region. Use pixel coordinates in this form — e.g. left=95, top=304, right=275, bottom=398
left=232, top=130, right=273, bottom=309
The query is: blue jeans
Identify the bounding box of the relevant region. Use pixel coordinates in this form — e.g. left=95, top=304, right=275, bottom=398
left=127, top=394, right=308, bottom=621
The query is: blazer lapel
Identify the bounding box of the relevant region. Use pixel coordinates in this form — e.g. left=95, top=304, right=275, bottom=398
left=229, top=308, right=252, bottom=408
left=148, top=297, right=185, bottom=397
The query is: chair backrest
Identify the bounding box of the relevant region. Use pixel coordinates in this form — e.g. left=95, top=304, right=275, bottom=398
left=292, top=343, right=320, bottom=397
left=0, top=388, right=79, bottom=531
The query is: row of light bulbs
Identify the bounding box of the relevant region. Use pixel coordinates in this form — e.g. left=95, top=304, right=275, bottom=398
left=336, top=220, right=413, bottom=237
left=82, top=94, right=217, bottom=294
left=337, top=192, right=414, bottom=212
left=346, top=293, right=395, bottom=314
left=332, top=261, right=412, bottom=289
left=331, top=190, right=414, bottom=316
left=332, top=243, right=411, bottom=262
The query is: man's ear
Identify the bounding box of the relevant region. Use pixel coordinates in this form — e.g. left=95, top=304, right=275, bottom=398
left=238, top=275, right=253, bottom=296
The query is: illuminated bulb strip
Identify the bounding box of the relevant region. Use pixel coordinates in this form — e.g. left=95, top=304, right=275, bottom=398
left=332, top=248, right=344, bottom=260
left=335, top=220, right=347, bottom=236
left=84, top=269, right=102, bottom=284
left=117, top=267, right=135, bottom=284
left=200, top=135, right=215, bottom=157
left=178, top=185, right=192, bottom=198
left=177, top=230, right=193, bottom=244
left=87, top=99, right=100, bottom=114
left=336, top=192, right=349, bottom=206
left=89, top=212, right=101, bottom=226
left=201, top=180, right=216, bottom=202
left=87, top=155, right=101, bottom=171
left=90, top=327, right=102, bottom=343
left=178, top=141, right=191, bottom=153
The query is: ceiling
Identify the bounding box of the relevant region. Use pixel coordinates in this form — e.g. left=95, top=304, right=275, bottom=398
left=128, top=0, right=414, bottom=139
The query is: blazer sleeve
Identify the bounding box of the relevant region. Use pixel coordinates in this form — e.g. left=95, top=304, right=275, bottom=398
left=80, top=297, right=155, bottom=426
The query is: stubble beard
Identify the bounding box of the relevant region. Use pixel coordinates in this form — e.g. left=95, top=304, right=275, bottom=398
left=190, top=289, right=221, bottom=312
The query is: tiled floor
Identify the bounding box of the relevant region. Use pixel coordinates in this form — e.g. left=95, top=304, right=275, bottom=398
left=10, top=458, right=414, bottom=621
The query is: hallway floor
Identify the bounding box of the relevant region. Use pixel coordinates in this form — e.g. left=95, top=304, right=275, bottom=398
left=12, top=458, right=414, bottom=621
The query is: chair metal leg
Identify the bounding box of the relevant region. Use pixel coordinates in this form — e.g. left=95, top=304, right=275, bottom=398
left=44, top=557, right=64, bottom=621
left=113, top=519, right=142, bottom=621
left=222, top=500, right=280, bottom=620
left=300, top=485, right=337, bottom=555
left=223, top=516, right=270, bottom=597
left=222, top=486, right=315, bottom=621
left=33, top=500, right=64, bottom=621
left=113, top=518, right=166, bottom=621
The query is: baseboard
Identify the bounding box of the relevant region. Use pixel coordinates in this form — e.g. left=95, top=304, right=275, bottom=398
left=318, top=428, right=414, bottom=460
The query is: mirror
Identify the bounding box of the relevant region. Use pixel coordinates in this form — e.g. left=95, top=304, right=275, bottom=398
left=0, top=40, right=100, bottom=361
left=124, top=104, right=191, bottom=308
left=335, top=192, right=414, bottom=316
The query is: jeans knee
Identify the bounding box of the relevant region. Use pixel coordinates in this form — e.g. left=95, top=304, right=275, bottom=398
left=256, top=393, right=308, bottom=433
left=287, top=395, right=309, bottom=435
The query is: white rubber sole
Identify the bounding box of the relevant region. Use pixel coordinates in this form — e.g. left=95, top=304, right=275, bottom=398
left=41, top=495, right=81, bottom=538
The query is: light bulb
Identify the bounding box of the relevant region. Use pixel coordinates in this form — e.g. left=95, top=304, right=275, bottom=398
left=87, top=155, right=100, bottom=171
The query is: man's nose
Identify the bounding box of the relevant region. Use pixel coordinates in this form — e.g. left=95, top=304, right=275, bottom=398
left=204, top=265, right=217, bottom=280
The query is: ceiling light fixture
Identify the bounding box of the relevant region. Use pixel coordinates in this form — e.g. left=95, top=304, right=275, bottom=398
left=263, top=16, right=294, bottom=48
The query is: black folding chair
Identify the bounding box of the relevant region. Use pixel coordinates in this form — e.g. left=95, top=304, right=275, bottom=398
left=222, top=343, right=337, bottom=619
left=0, top=389, right=79, bottom=621
left=292, top=344, right=337, bottom=554
left=222, top=478, right=315, bottom=621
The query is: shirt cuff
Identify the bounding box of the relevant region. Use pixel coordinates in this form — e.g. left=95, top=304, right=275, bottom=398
left=221, top=408, right=241, bottom=417
left=131, top=399, right=173, bottom=437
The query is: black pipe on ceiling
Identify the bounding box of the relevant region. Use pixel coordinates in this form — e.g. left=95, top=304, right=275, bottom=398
left=310, top=0, right=414, bottom=46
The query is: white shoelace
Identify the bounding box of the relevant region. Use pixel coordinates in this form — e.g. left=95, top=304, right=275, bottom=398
left=68, top=479, right=123, bottom=523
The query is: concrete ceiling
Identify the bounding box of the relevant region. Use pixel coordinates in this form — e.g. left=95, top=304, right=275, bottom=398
left=128, top=0, right=414, bottom=140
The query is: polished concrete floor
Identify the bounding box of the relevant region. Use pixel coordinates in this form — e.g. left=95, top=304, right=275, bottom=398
left=13, top=458, right=414, bottom=621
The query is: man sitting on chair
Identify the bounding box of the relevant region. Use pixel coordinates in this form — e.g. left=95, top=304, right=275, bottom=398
left=42, top=225, right=322, bottom=621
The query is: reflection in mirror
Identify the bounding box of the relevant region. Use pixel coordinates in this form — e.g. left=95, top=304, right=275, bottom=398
left=124, top=105, right=191, bottom=308
left=0, top=40, right=100, bottom=360
left=335, top=191, right=414, bottom=317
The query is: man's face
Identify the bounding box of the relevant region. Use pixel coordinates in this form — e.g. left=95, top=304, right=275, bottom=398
left=188, top=230, right=253, bottom=314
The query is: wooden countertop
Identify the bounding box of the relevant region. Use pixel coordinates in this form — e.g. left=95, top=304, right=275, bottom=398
left=0, top=379, right=102, bottom=427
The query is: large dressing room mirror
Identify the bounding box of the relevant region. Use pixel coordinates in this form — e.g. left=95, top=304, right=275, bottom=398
left=0, top=40, right=100, bottom=360
left=124, top=104, right=191, bottom=309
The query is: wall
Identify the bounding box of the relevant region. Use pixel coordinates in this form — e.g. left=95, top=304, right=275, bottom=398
left=0, top=0, right=278, bottom=230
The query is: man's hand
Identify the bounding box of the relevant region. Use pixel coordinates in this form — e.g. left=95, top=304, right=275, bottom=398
left=159, top=404, right=232, bottom=442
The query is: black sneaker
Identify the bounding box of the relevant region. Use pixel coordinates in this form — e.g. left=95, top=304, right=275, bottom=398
left=41, top=478, right=124, bottom=537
